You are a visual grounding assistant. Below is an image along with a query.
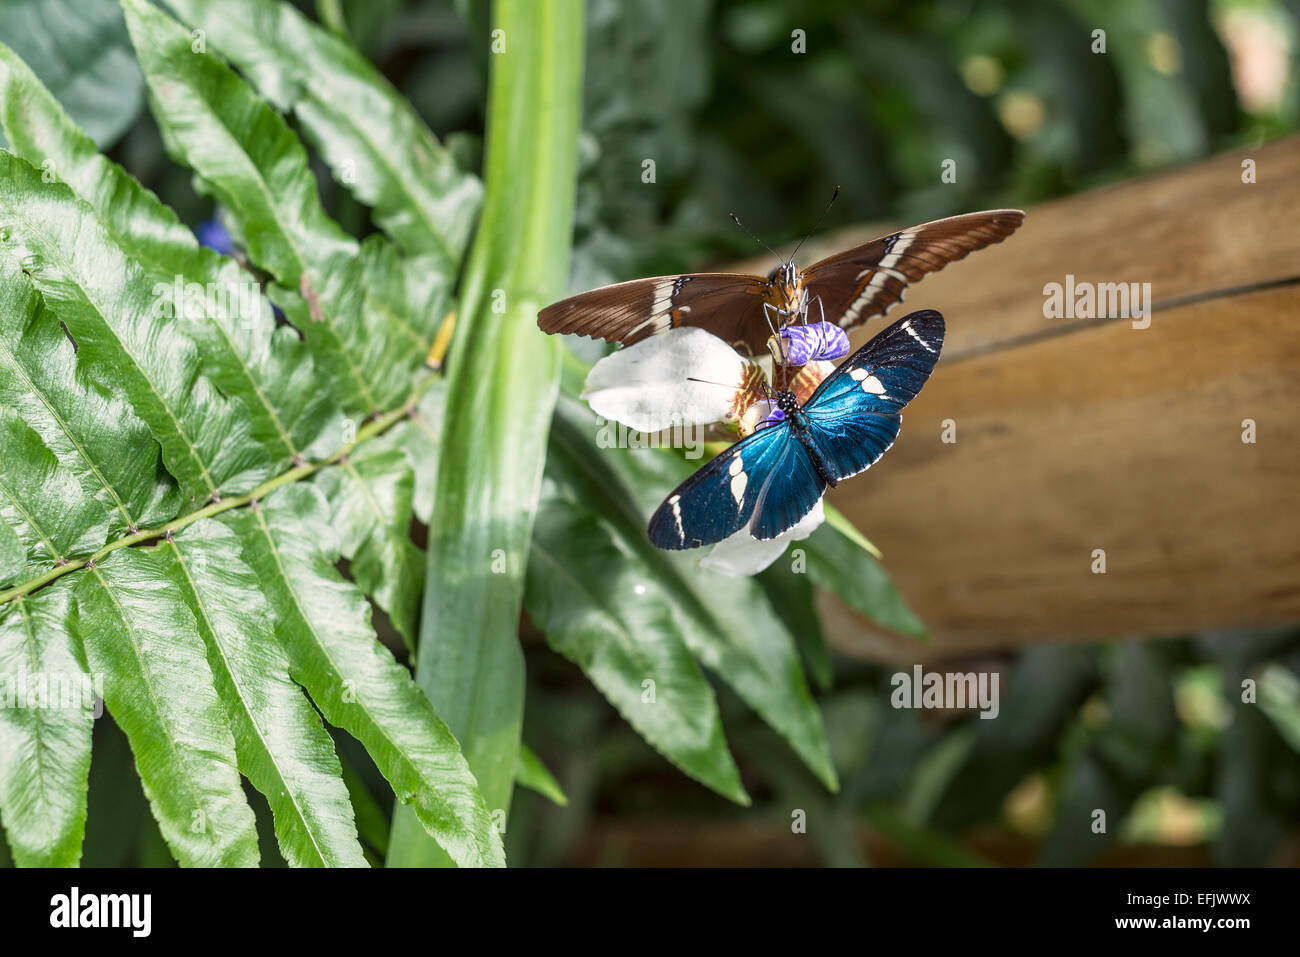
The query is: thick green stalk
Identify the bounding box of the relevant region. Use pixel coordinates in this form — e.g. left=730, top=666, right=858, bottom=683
left=386, top=0, right=583, bottom=866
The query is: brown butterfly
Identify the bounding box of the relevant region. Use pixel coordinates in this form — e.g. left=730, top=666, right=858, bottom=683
left=538, top=207, right=1024, bottom=356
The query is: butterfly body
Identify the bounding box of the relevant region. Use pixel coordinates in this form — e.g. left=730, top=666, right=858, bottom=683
left=763, top=262, right=808, bottom=327
left=539, top=210, right=1022, bottom=355
left=648, top=309, right=946, bottom=550
left=770, top=389, right=839, bottom=488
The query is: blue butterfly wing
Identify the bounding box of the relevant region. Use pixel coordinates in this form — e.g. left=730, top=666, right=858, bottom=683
left=647, top=424, right=825, bottom=548
left=801, top=309, right=945, bottom=483
left=748, top=434, right=828, bottom=540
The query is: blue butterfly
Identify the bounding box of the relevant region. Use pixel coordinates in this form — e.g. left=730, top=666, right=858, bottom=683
left=648, top=309, right=945, bottom=549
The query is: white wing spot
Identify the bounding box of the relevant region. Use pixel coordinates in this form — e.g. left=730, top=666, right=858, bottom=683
left=728, top=456, right=744, bottom=477
left=860, top=374, right=887, bottom=395
left=668, top=494, right=685, bottom=540
left=649, top=278, right=675, bottom=314
left=625, top=314, right=672, bottom=338
left=848, top=232, right=916, bottom=320
left=902, top=319, right=936, bottom=353
left=730, top=471, right=748, bottom=505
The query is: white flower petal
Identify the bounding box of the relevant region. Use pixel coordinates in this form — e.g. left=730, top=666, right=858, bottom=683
left=583, top=327, right=748, bottom=433
left=699, top=498, right=826, bottom=577
left=738, top=398, right=780, bottom=437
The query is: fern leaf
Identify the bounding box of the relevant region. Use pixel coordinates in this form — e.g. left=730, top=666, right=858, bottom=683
left=0, top=406, right=108, bottom=569
left=0, top=520, right=21, bottom=586
left=0, top=583, right=93, bottom=866
left=0, top=40, right=212, bottom=278
left=0, top=257, right=179, bottom=540
left=379, top=381, right=446, bottom=526
left=0, top=151, right=270, bottom=506
left=0, top=41, right=343, bottom=469
left=163, top=518, right=367, bottom=868
left=313, top=446, right=424, bottom=650
left=73, top=548, right=260, bottom=867
left=122, top=0, right=429, bottom=417
left=164, top=0, right=481, bottom=267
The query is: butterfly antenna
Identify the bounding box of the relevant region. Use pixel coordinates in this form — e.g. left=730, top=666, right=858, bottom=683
left=729, top=212, right=782, bottom=262
left=788, top=185, right=840, bottom=265
left=686, top=376, right=741, bottom=390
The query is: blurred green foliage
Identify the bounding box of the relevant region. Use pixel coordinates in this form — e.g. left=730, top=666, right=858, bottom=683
left=19, top=0, right=1297, bottom=866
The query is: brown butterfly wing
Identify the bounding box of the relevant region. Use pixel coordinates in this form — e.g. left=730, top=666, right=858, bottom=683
left=537, top=273, right=771, bottom=353
left=803, top=209, right=1025, bottom=330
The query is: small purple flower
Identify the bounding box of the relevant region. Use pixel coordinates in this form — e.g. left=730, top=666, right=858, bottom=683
left=195, top=218, right=235, bottom=257
left=753, top=401, right=785, bottom=431
left=776, top=321, right=849, bottom=366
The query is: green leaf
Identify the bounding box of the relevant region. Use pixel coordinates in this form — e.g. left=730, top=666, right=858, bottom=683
left=0, top=248, right=178, bottom=541
left=357, top=237, right=452, bottom=359
left=313, top=444, right=424, bottom=649
left=0, top=11, right=486, bottom=869
left=528, top=488, right=748, bottom=804
left=73, top=547, right=260, bottom=867
left=0, top=0, right=144, bottom=148
left=515, top=744, right=568, bottom=807
left=824, top=503, right=882, bottom=559
left=0, top=583, right=94, bottom=866
left=165, top=0, right=482, bottom=267
left=759, top=563, right=833, bottom=691
left=0, top=149, right=269, bottom=506
left=162, top=518, right=366, bottom=867
left=122, top=0, right=429, bottom=418
left=388, top=0, right=583, bottom=867
left=0, top=519, right=22, bottom=587
left=0, top=42, right=343, bottom=472
left=1258, top=665, right=1300, bottom=754
left=0, top=406, right=108, bottom=570
left=0, top=39, right=193, bottom=276
left=802, top=521, right=929, bottom=640
left=225, top=484, right=504, bottom=868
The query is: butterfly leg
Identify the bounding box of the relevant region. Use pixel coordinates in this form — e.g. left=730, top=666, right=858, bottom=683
left=762, top=301, right=782, bottom=342
left=814, top=294, right=826, bottom=326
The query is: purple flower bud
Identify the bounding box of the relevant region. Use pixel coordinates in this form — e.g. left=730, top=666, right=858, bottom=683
left=777, top=322, right=849, bottom=366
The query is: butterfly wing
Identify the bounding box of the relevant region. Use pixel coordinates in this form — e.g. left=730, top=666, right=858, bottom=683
left=647, top=423, right=825, bottom=549
left=538, top=273, right=770, bottom=352
left=799, top=309, right=945, bottom=483
left=803, top=210, right=1023, bottom=331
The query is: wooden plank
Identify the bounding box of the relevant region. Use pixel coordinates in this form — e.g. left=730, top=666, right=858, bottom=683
left=824, top=282, right=1300, bottom=661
